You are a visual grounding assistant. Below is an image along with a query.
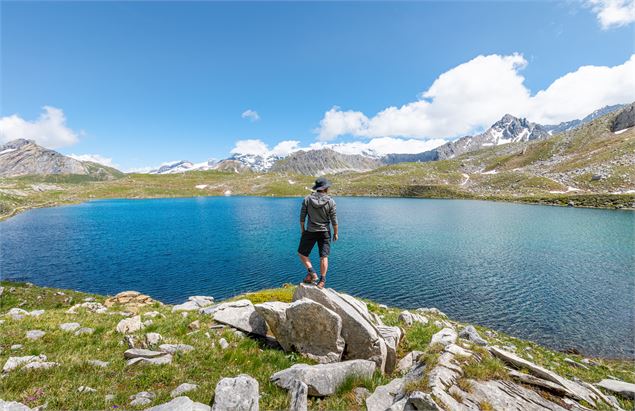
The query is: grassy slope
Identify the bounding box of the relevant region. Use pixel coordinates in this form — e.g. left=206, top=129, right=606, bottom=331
left=1, top=282, right=633, bottom=410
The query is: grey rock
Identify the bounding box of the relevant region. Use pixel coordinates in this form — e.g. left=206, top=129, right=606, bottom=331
left=145, top=396, right=211, bottom=411
left=131, top=397, right=153, bottom=407
left=288, top=379, right=308, bottom=411
left=212, top=374, right=259, bottom=411
left=270, top=148, right=382, bottom=175
left=416, top=307, right=446, bottom=317
left=11, top=344, right=23, bottom=350
left=130, top=392, right=156, bottom=406
left=6, top=308, right=29, bottom=320
left=124, top=348, right=168, bottom=359
left=29, top=310, right=45, bottom=317
left=430, top=327, right=457, bottom=347
left=564, top=357, right=588, bottom=369
left=377, top=325, right=401, bottom=374
left=170, top=383, right=199, bottom=398
left=67, top=301, right=108, bottom=314
left=3, top=354, right=47, bottom=372
left=173, top=296, right=215, bottom=312
left=22, top=361, right=59, bottom=370
left=271, top=360, right=376, bottom=397
left=59, top=322, right=81, bottom=332
left=464, top=379, right=568, bottom=411
left=366, top=377, right=405, bottom=411
left=406, top=391, right=442, bottom=410
left=144, top=311, right=163, bottom=318
left=202, top=300, right=267, bottom=336
left=398, top=311, right=428, bottom=326
left=143, top=320, right=154, bottom=327
left=160, top=344, right=194, bottom=354
left=145, top=332, right=163, bottom=347
left=218, top=338, right=229, bottom=350
left=255, top=299, right=344, bottom=363
left=126, top=354, right=173, bottom=366
left=458, top=325, right=487, bottom=346
left=293, top=283, right=389, bottom=373
left=83, top=297, right=96, bottom=302
left=74, top=327, right=94, bottom=336
left=87, top=359, right=109, bottom=368
left=0, top=400, right=34, bottom=411
left=105, top=394, right=116, bottom=402
left=353, top=387, right=371, bottom=405
left=116, top=315, right=144, bottom=334
left=26, top=330, right=45, bottom=340
left=396, top=351, right=424, bottom=374
left=490, top=346, right=603, bottom=406
left=596, top=378, right=635, bottom=399
left=78, top=386, right=97, bottom=393
left=612, top=102, right=635, bottom=132
left=189, top=320, right=201, bottom=331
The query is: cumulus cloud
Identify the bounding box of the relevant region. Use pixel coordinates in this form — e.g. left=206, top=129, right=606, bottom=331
left=230, top=137, right=447, bottom=157
left=67, top=153, right=117, bottom=168
left=587, top=0, right=635, bottom=29
left=241, top=109, right=260, bottom=122
left=0, top=106, right=79, bottom=148
left=317, top=54, right=635, bottom=141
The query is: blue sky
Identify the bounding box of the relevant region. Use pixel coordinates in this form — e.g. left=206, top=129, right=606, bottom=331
left=1, top=1, right=634, bottom=170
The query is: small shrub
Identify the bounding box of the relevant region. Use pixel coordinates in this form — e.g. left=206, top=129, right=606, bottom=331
left=479, top=400, right=494, bottom=411
left=456, top=377, right=473, bottom=393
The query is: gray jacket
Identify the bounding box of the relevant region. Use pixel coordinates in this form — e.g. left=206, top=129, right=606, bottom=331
left=300, top=192, right=338, bottom=232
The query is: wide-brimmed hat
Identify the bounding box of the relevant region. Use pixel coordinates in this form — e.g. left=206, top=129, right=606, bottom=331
left=312, top=177, right=332, bottom=191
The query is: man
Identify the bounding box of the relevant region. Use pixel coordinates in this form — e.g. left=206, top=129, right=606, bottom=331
left=298, top=177, right=338, bottom=289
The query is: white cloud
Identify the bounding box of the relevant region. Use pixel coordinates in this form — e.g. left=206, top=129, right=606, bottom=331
left=317, top=54, right=635, bottom=141
left=67, top=153, right=117, bottom=168
left=241, top=109, right=260, bottom=122
left=0, top=106, right=79, bottom=148
left=587, top=0, right=635, bottom=29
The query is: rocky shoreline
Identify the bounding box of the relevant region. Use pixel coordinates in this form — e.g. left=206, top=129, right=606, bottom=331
left=1, top=282, right=634, bottom=410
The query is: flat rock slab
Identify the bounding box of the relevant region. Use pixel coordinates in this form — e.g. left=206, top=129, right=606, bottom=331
left=26, top=330, right=46, bottom=340
left=124, top=348, right=168, bottom=359
left=430, top=327, right=457, bottom=347
left=145, top=396, right=211, bottom=411
left=59, top=322, right=81, bottom=332
left=126, top=354, right=173, bottom=366
left=3, top=354, right=47, bottom=373
left=271, top=359, right=376, bottom=397
left=489, top=346, right=602, bottom=406
left=159, top=344, right=194, bottom=354
left=87, top=359, right=109, bottom=368
left=255, top=299, right=344, bottom=363
left=0, top=400, right=34, bottom=411
left=212, top=374, right=259, bottom=411
left=202, top=300, right=267, bottom=336
left=366, top=377, right=405, bottom=411
left=173, top=296, right=215, bottom=312
left=170, top=383, right=199, bottom=398
left=596, top=379, right=635, bottom=399
left=22, top=361, right=59, bottom=370
left=458, top=325, right=487, bottom=346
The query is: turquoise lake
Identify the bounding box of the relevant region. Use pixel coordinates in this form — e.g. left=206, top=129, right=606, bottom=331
left=1, top=197, right=633, bottom=358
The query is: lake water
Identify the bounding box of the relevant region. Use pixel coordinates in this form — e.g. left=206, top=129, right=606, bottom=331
left=1, top=197, right=633, bottom=358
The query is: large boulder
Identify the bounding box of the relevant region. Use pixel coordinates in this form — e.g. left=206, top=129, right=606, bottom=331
left=255, top=299, right=345, bottom=363
left=212, top=374, right=259, bottom=411
left=201, top=300, right=266, bottom=336
left=271, top=359, right=376, bottom=397
left=430, top=327, right=457, bottom=347
left=377, top=325, right=402, bottom=374
left=0, top=400, right=34, bottom=411
left=366, top=377, right=405, bottom=411
left=612, top=103, right=635, bottom=132
left=144, top=396, right=210, bottom=411
left=292, top=283, right=390, bottom=372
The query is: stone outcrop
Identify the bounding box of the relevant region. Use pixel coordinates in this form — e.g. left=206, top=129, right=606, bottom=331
left=596, top=378, right=635, bottom=399
left=170, top=383, right=199, bottom=398
left=172, top=296, right=215, bottom=312
left=288, top=379, right=308, bottom=411
left=3, top=355, right=48, bottom=373
left=458, top=325, right=487, bottom=346
left=212, top=374, right=259, bottom=411
left=201, top=300, right=267, bottom=336
left=292, top=283, right=400, bottom=373
left=398, top=310, right=428, bottom=326
left=104, top=291, right=156, bottom=312
left=271, top=360, right=376, bottom=397
left=430, top=327, right=457, bottom=347
left=255, top=299, right=344, bottom=363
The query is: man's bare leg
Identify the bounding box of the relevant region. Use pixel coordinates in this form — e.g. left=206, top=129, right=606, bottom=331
left=298, top=253, right=317, bottom=283
left=317, top=257, right=328, bottom=288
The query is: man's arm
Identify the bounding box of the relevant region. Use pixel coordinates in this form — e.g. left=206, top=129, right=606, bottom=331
left=329, top=200, right=338, bottom=241
left=300, top=198, right=307, bottom=233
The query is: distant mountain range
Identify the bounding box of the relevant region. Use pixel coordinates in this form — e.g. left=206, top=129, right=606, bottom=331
left=0, top=104, right=629, bottom=178
left=0, top=139, right=122, bottom=179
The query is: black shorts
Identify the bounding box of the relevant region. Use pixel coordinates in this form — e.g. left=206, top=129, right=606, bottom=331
left=298, top=231, right=331, bottom=258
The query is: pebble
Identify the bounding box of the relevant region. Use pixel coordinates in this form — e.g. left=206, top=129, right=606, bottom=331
left=129, top=391, right=155, bottom=406
left=143, top=319, right=153, bottom=327
left=188, top=320, right=200, bottom=331
left=144, top=311, right=162, bottom=318
left=74, top=327, right=95, bottom=336
left=78, top=386, right=97, bottom=393
left=219, top=338, right=229, bottom=350
left=145, top=332, right=163, bottom=347
left=59, top=323, right=81, bottom=332
left=11, top=344, right=23, bottom=350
